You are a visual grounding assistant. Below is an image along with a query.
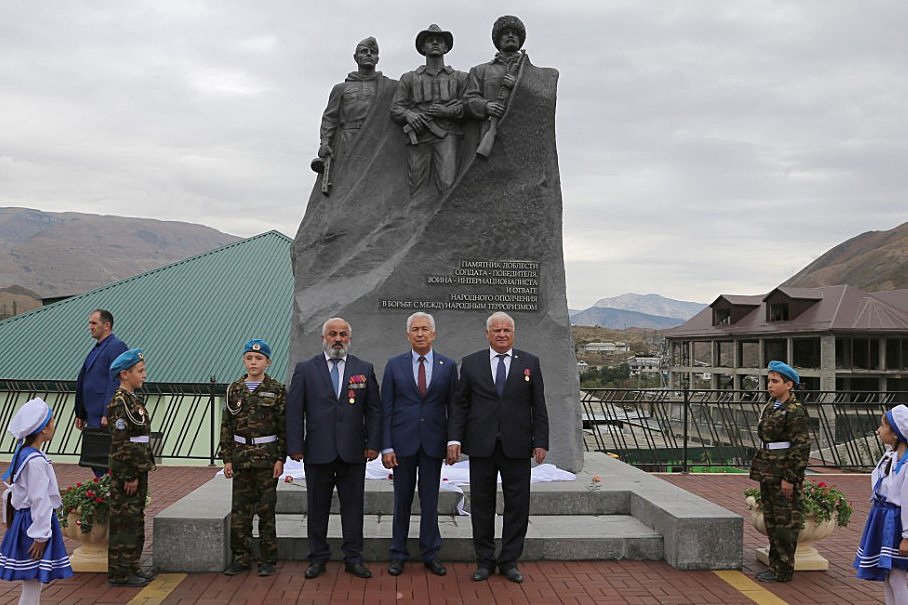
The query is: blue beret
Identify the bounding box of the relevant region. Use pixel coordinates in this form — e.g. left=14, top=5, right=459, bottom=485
left=243, top=338, right=271, bottom=359
left=111, top=348, right=144, bottom=376
left=768, top=360, right=799, bottom=386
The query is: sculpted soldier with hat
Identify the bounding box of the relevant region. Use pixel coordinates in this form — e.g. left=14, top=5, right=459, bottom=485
left=390, top=24, right=468, bottom=195
left=464, top=15, right=527, bottom=148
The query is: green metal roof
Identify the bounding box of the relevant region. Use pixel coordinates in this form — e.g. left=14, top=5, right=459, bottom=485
left=0, top=231, right=293, bottom=383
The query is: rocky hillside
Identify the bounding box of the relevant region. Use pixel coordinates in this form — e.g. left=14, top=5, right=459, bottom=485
left=784, top=221, right=908, bottom=291
left=0, top=207, right=239, bottom=298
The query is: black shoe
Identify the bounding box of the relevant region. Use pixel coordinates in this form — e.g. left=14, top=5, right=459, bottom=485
left=258, top=562, right=275, bottom=576
left=223, top=561, right=251, bottom=576
left=134, top=568, right=155, bottom=581
left=755, top=569, right=789, bottom=583
left=108, top=575, right=150, bottom=587
left=344, top=562, right=372, bottom=578
left=388, top=560, right=404, bottom=576
left=304, top=561, right=326, bottom=579
left=500, top=565, right=523, bottom=584
left=471, top=566, right=492, bottom=582
left=424, top=559, right=447, bottom=576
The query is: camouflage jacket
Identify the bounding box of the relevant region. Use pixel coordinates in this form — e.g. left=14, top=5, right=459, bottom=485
left=108, top=387, right=156, bottom=481
left=749, top=394, right=810, bottom=484
left=220, top=374, right=287, bottom=470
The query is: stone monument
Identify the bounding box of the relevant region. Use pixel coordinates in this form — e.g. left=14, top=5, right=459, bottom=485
left=291, top=17, right=583, bottom=472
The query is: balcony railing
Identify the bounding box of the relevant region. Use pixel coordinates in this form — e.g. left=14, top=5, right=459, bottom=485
left=0, top=380, right=225, bottom=465
left=581, top=387, right=907, bottom=472
left=2, top=381, right=902, bottom=472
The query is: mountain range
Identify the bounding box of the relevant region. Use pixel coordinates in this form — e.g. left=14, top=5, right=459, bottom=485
left=570, top=293, right=706, bottom=329
left=0, top=207, right=239, bottom=297
left=2, top=208, right=905, bottom=329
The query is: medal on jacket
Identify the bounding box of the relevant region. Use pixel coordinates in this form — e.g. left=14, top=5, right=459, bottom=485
left=348, top=389, right=356, bottom=404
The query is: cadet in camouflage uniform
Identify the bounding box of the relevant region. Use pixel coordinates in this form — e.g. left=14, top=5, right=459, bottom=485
left=749, top=360, right=810, bottom=583
left=221, top=339, right=286, bottom=577
left=107, top=348, right=156, bottom=588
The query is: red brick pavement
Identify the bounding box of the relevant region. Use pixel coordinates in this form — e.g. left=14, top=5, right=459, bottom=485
left=0, top=465, right=886, bottom=604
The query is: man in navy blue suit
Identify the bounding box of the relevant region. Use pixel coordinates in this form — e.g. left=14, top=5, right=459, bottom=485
left=75, top=308, right=128, bottom=477
left=286, top=317, right=381, bottom=579
left=447, top=311, right=549, bottom=584
left=381, top=312, right=457, bottom=577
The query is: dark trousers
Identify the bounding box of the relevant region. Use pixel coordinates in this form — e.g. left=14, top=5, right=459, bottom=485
left=230, top=468, right=278, bottom=565
left=305, top=458, right=365, bottom=564
left=86, top=420, right=109, bottom=478
left=760, top=479, right=802, bottom=580
left=390, top=447, right=443, bottom=561
left=469, top=441, right=531, bottom=569
left=108, top=472, right=148, bottom=581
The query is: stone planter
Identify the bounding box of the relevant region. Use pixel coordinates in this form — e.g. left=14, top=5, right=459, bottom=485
left=745, top=495, right=836, bottom=571
left=62, top=511, right=109, bottom=572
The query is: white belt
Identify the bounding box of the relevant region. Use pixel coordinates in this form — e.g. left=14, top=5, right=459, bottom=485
left=234, top=434, right=277, bottom=445
left=763, top=441, right=790, bottom=450
left=129, top=436, right=150, bottom=443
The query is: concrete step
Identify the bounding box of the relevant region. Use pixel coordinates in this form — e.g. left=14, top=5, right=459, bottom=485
left=266, top=514, right=663, bottom=562
left=275, top=481, right=628, bottom=516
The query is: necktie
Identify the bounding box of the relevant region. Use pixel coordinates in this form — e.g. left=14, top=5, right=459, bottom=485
left=418, top=356, right=427, bottom=397
left=495, top=353, right=508, bottom=396
left=330, top=359, right=341, bottom=398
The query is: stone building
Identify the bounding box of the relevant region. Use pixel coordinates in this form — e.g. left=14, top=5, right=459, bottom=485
left=664, top=285, right=908, bottom=392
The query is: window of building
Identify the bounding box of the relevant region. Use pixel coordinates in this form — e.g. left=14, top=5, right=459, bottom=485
left=693, top=341, right=711, bottom=366
left=763, top=339, right=787, bottom=364
left=835, top=337, right=851, bottom=369
left=713, top=308, right=731, bottom=326
left=738, top=340, right=760, bottom=368
left=798, top=376, right=821, bottom=392
left=851, top=337, right=880, bottom=370
left=670, top=341, right=690, bottom=366
left=886, top=338, right=908, bottom=370
left=792, top=338, right=821, bottom=369
left=717, top=374, right=734, bottom=389
left=716, top=341, right=734, bottom=367
left=768, top=303, right=789, bottom=321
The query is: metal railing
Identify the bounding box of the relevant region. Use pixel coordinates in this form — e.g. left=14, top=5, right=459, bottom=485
left=0, top=380, right=225, bottom=465
left=581, top=388, right=908, bottom=472
left=3, top=381, right=903, bottom=472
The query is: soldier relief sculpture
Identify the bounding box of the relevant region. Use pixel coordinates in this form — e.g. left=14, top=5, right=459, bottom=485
left=292, top=15, right=583, bottom=473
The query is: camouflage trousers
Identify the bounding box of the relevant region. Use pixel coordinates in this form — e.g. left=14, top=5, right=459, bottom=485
left=230, top=468, right=278, bottom=565
left=109, top=472, right=148, bottom=581
left=760, top=479, right=802, bottom=580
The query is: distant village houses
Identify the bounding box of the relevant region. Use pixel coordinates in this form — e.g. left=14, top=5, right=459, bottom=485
left=579, top=341, right=630, bottom=355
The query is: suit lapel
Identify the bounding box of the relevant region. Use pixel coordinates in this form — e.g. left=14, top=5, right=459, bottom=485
left=502, top=350, right=522, bottom=395
left=85, top=338, right=108, bottom=371
left=481, top=352, right=498, bottom=393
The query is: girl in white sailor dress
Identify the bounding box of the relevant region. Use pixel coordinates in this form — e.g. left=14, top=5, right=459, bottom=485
left=854, top=404, right=908, bottom=605
left=0, top=398, right=73, bottom=605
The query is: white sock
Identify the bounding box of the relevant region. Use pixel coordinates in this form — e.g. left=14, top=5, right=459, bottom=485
left=885, top=568, right=908, bottom=605
left=18, top=580, right=43, bottom=605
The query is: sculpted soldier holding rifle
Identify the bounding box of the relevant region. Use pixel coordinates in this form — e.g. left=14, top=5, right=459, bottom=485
left=312, top=37, right=391, bottom=195
left=464, top=16, right=528, bottom=158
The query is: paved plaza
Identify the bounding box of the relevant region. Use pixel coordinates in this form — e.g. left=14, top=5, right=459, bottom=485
left=0, top=464, right=879, bottom=604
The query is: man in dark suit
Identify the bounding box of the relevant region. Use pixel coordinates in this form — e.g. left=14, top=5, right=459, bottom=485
left=447, top=311, right=549, bottom=584
left=286, top=317, right=381, bottom=579
left=75, top=308, right=128, bottom=477
left=381, top=312, right=457, bottom=577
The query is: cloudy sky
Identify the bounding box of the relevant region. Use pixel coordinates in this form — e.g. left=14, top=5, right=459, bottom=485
left=1, top=1, right=905, bottom=309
